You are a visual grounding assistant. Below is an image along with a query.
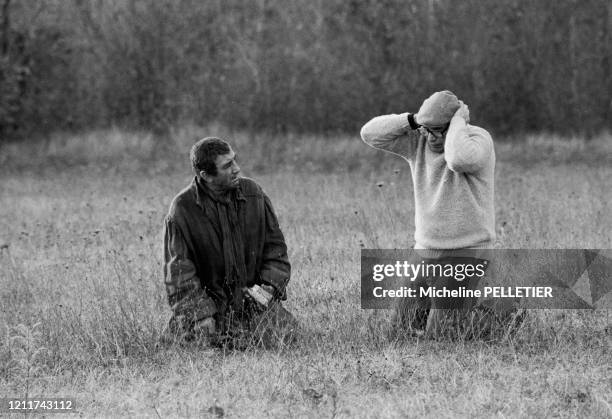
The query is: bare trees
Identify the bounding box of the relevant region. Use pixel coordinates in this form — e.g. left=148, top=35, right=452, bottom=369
left=1, top=0, right=610, bottom=139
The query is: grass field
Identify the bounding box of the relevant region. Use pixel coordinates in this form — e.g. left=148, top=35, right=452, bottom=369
left=1, top=127, right=611, bottom=418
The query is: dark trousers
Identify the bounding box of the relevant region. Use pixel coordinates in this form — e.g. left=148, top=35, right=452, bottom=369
left=164, top=299, right=298, bottom=349
left=391, top=248, right=491, bottom=338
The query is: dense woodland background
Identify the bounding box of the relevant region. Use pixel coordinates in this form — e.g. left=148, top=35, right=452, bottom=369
left=1, top=0, right=611, bottom=140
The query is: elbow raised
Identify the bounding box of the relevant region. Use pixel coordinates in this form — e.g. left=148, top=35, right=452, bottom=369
left=445, top=145, right=488, bottom=172
left=445, top=133, right=492, bottom=173
left=360, top=122, right=377, bottom=145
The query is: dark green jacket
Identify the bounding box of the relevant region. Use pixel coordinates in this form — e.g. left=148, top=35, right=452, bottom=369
left=163, top=176, right=290, bottom=325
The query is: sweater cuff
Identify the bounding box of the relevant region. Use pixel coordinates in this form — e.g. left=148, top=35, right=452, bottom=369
left=407, top=113, right=420, bottom=130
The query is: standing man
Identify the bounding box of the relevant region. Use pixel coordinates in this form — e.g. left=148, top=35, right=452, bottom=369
left=360, top=90, right=496, bottom=337
left=163, top=137, right=297, bottom=348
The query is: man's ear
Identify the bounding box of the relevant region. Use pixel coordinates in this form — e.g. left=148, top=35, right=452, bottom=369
left=199, top=170, right=210, bottom=183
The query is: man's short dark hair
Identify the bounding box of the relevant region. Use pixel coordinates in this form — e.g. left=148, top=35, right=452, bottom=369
left=190, top=137, right=231, bottom=176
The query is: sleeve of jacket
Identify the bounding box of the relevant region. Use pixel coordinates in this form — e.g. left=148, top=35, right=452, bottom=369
left=259, top=193, right=291, bottom=300
left=360, top=113, right=421, bottom=160
left=163, top=216, right=217, bottom=323
left=444, top=115, right=494, bottom=173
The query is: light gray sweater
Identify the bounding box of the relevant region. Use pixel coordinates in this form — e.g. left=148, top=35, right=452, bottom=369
left=360, top=112, right=496, bottom=249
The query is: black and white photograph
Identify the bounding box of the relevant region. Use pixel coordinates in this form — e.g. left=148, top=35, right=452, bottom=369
left=1, top=0, right=611, bottom=417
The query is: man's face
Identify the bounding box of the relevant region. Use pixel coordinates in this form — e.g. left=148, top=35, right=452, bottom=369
left=204, top=148, right=241, bottom=190
left=419, top=125, right=448, bottom=153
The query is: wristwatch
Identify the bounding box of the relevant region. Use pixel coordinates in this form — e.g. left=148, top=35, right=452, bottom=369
left=407, top=113, right=420, bottom=130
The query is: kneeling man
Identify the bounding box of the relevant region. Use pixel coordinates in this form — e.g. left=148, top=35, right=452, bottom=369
left=163, top=137, right=296, bottom=348
left=361, top=91, right=497, bottom=337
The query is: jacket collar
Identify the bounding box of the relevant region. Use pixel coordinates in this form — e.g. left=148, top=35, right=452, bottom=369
left=192, top=176, right=245, bottom=209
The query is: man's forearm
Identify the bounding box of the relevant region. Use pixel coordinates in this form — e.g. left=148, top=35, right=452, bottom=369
left=444, top=115, right=492, bottom=173
left=260, top=194, right=291, bottom=299
left=165, top=256, right=218, bottom=319
left=259, top=263, right=290, bottom=299
left=360, top=113, right=420, bottom=158
left=259, top=236, right=290, bottom=298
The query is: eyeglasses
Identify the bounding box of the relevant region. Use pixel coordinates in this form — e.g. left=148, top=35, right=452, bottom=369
left=419, top=124, right=449, bottom=137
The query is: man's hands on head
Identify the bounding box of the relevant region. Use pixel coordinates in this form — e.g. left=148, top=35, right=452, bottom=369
left=414, top=112, right=423, bottom=126
left=455, top=100, right=470, bottom=123
left=414, top=100, right=469, bottom=126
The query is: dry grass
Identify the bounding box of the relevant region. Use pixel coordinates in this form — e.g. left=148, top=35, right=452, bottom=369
left=0, top=128, right=610, bottom=417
